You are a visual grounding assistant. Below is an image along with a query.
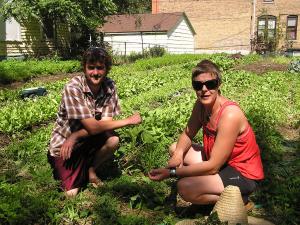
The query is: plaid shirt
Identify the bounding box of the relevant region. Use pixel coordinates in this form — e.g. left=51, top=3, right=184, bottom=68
left=49, top=74, right=121, bottom=157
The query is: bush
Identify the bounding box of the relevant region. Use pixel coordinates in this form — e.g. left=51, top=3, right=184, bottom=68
left=149, top=45, right=166, bottom=57
left=127, top=51, right=148, bottom=63
left=288, top=59, right=300, bottom=73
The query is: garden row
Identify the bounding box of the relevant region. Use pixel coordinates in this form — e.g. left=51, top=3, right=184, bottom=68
left=0, top=54, right=299, bottom=224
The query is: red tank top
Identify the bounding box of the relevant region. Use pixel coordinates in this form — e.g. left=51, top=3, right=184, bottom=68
left=203, top=101, right=264, bottom=180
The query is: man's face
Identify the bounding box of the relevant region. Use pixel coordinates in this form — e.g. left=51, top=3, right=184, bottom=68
left=84, top=62, right=107, bottom=87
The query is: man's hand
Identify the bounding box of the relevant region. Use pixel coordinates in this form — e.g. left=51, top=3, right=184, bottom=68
left=60, top=135, right=77, bottom=160
left=168, top=151, right=184, bottom=168
left=148, top=168, right=170, bottom=181
left=127, top=112, right=142, bottom=125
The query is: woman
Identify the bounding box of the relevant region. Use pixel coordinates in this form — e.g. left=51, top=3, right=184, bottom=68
left=149, top=59, right=264, bottom=205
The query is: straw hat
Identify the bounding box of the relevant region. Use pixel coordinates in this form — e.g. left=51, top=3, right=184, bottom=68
left=212, top=185, right=248, bottom=225
left=175, top=219, right=199, bottom=225
left=175, top=185, right=275, bottom=225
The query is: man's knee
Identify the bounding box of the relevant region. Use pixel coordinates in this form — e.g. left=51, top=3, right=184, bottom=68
left=169, top=142, right=177, bottom=156
left=105, top=136, right=119, bottom=150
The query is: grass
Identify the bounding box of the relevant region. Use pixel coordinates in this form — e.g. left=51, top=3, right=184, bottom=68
left=0, top=54, right=299, bottom=225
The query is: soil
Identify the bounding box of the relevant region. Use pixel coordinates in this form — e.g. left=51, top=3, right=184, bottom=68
left=0, top=72, right=82, bottom=90
left=233, top=59, right=288, bottom=75
left=0, top=133, right=10, bottom=149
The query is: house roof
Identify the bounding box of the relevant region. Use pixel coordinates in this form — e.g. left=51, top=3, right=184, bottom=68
left=97, top=12, right=196, bottom=34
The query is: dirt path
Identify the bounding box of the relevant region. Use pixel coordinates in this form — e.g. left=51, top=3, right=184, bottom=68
left=233, top=59, right=288, bottom=75
left=0, top=72, right=82, bottom=90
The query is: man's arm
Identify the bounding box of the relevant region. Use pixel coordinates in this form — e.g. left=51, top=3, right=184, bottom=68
left=80, top=112, right=141, bottom=135
left=60, top=113, right=142, bottom=160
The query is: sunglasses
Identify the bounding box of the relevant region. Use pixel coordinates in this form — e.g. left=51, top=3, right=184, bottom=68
left=192, top=79, right=219, bottom=91
left=87, top=65, right=105, bottom=70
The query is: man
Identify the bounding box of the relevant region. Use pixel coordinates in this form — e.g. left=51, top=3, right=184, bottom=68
left=48, top=47, right=142, bottom=197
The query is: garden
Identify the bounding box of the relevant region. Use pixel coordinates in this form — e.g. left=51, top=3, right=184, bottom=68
left=0, top=53, right=299, bottom=225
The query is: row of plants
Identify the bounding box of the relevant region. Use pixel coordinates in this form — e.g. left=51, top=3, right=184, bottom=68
left=0, top=53, right=242, bottom=134
left=0, top=59, right=81, bottom=84
left=0, top=64, right=191, bottom=134
left=0, top=52, right=263, bottom=86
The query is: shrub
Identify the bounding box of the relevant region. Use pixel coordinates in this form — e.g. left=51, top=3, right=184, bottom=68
left=149, top=45, right=166, bottom=57
left=288, top=59, right=300, bottom=73
left=127, top=51, right=148, bottom=63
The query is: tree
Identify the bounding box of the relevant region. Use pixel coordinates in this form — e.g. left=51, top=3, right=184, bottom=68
left=112, top=0, right=151, bottom=14
left=0, top=0, right=151, bottom=55
left=0, top=0, right=117, bottom=29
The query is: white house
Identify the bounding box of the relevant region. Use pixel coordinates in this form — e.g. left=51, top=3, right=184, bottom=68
left=98, top=12, right=196, bottom=55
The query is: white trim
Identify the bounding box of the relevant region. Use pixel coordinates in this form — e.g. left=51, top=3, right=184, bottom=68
left=195, top=49, right=250, bottom=55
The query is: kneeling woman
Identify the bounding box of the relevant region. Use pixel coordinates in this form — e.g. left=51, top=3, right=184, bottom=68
left=149, top=60, right=264, bottom=205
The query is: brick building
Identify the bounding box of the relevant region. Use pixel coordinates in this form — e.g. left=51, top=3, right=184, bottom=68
left=152, top=0, right=300, bottom=55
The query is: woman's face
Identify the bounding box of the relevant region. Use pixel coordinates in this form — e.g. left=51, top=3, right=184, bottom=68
left=192, top=72, right=219, bottom=106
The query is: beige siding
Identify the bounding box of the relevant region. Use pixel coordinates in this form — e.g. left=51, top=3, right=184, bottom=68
left=155, top=0, right=252, bottom=53
left=0, top=18, right=70, bottom=58
left=153, top=0, right=300, bottom=52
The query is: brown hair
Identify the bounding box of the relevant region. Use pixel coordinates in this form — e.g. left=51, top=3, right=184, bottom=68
left=192, top=59, right=222, bottom=84
left=82, top=47, right=112, bottom=74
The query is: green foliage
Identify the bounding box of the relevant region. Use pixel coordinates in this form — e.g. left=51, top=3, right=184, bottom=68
left=93, top=192, right=153, bottom=225
left=0, top=0, right=116, bottom=29
left=113, top=0, right=151, bottom=14
left=288, top=59, right=300, bottom=73
left=149, top=46, right=166, bottom=58
left=195, top=212, right=228, bottom=225
left=0, top=59, right=81, bottom=84
left=236, top=54, right=262, bottom=65
left=0, top=181, right=61, bottom=225
left=127, top=51, right=148, bottom=63
left=0, top=54, right=299, bottom=224
left=271, top=55, right=292, bottom=65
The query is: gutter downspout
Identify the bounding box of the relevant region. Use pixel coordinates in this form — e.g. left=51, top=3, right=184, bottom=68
left=152, top=0, right=159, bottom=14
left=251, top=0, right=257, bottom=52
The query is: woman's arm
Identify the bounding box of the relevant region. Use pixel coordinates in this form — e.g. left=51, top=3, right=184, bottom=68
left=168, top=101, right=203, bottom=168
left=150, top=106, right=244, bottom=180
left=179, top=107, right=243, bottom=176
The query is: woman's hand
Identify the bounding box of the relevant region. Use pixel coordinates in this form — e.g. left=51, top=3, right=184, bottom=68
left=168, top=152, right=183, bottom=168
left=60, top=135, right=77, bottom=160
left=148, top=168, right=170, bottom=181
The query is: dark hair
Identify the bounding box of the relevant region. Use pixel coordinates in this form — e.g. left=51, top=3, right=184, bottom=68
left=192, top=59, right=222, bottom=84
left=82, top=47, right=112, bottom=74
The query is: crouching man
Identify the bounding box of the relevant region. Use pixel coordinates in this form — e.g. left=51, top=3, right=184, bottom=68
left=48, top=47, right=142, bottom=197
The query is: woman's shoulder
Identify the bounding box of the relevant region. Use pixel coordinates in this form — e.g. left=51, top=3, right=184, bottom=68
left=218, top=100, right=248, bottom=131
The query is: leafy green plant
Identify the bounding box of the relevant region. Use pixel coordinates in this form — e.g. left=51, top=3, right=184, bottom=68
left=288, top=59, right=300, bottom=73
left=0, top=59, right=81, bottom=84
left=149, top=45, right=166, bottom=57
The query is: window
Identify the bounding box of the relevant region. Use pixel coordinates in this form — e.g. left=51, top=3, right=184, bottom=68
left=287, top=15, right=298, bottom=40
left=257, top=15, right=276, bottom=40
left=1, top=18, right=22, bottom=41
